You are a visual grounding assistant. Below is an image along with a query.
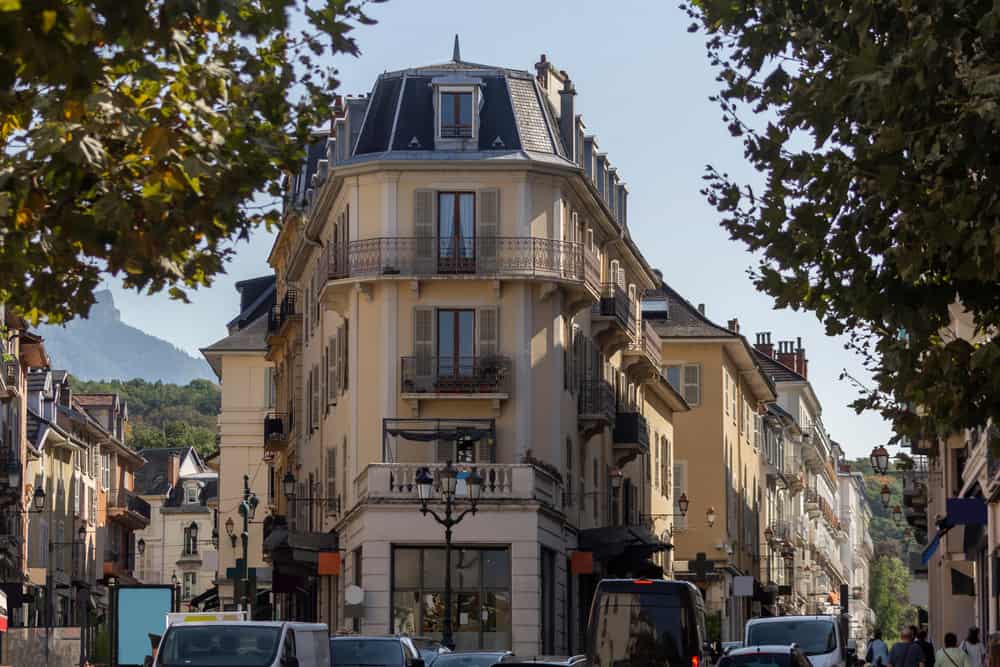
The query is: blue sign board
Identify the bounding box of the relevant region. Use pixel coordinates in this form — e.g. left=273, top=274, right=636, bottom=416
left=116, top=586, right=174, bottom=667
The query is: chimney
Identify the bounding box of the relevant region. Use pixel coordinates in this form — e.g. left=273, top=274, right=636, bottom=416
left=652, top=268, right=663, bottom=284
left=697, top=303, right=705, bottom=316
left=796, top=337, right=808, bottom=378
left=595, top=154, right=608, bottom=198
left=582, top=136, right=596, bottom=179
left=575, top=116, right=586, bottom=168
left=754, top=332, right=775, bottom=358
left=534, top=54, right=549, bottom=88
left=617, top=183, right=628, bottom=226
left=727, top=318, right=740, bottom=334
left=776, top=340, right=798, bottom=373
left=607, top=168, right=618, bottom=215
left=168, top=453, right=180, bottom=488
left=558, top=74, right=577, bottom=162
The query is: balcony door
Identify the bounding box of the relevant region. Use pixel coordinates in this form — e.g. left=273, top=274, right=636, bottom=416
left=437, top=309, right=475, bottom=379
left=438, top=193, right=475, bottom=273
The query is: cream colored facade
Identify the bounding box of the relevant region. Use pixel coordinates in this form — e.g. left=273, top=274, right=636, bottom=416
left=263, top=51, right=686, bottom=654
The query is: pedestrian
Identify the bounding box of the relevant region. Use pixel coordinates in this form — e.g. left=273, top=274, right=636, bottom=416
left=889, top=627, right=925, bottom=667
left=937, top=633, right=972, bottom=667
left=918, top=629, right=937, bottom=667
left=868, top=629, right=890, bottom=667
left=963, top=628, right=987, bottom=667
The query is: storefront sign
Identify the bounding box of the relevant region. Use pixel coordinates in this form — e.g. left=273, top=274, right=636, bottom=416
left=318, top=552, right=341, bottom=576
left=571, top=551, right=593, bottom=575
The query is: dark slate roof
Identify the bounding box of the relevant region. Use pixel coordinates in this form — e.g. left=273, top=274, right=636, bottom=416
left=201, top=479, right=218, bottom=504
left=753, top=348, right=807, bottom=384
left=134, top=447, right=189, bottom=495
left=27, top=371, right=50, bottom=393
left=645, top=281, right=736, bottom=339
left=202, top=312, right=268, bottom=353
left=227, top=275, right=276, bottom=330
left=346, top=59, right=567, bottom=163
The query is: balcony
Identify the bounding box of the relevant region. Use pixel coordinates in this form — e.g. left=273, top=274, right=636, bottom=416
left=0, top=356, right=18, bottom=396
left=267, top=289, right=301, bottom=339
left=103, top=547, right=135, bottom=580
left=354, top=462, right=563, bottom=511
left=612, top=410, right=649, bottom=459
left=400, top=356, right=512, bottom=406
left=325, top=237, right=599, bottom=290
left=591, top=283, right=636, bottom=354
left=264, top=412, right=291, bottom=449
left=622, top=320, right=662, bottom=381
left=578, top=378, right=615, bottom=437
left=107, top=488, right=151, bottom=529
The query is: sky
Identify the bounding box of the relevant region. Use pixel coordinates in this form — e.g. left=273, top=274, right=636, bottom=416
left=104, top=0, right=891, bottom=458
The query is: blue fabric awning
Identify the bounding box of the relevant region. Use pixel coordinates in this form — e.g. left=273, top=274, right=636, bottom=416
left=946, top=498, right=987, bottom=525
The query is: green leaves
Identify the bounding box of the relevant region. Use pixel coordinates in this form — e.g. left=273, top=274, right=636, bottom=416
left=0, top=0, right=380, bottom=322
left=686, top=0, right=1000, bottom=445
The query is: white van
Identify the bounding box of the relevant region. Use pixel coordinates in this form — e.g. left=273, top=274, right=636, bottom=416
left=745, top=616, right=846, bottom=667
left=153, top=621, right=330, bottom=667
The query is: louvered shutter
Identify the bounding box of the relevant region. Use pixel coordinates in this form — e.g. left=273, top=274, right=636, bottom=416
left=413, top=308, right=435, bottom=392
left=414, top=190, right=435, bottom=274
left=322, top=346, right=328, bottom=413
left=683, top=364, right=701, bottom=406
left=340, top=321, right=349, bottom=392
left=476, top=307, right=499, bottom=358
left=330, top=332, right=340, bottom=398
left=326, top=447, right=338, bottom=514
left=476, top=189, right=499, bottom=272
left=312, top=364, right=320, bottom=429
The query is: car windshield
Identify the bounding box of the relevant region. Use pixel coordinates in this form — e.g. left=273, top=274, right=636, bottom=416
left=429, top=654, right=505, bottom=667
left=158, top=625, right=281, bottom=667
left=720, top=654, right=792, bottom=667
left=747, top=621, right=837, bottom=656
left=590, top=591, right=694, bottom=667
left=331, top=639, right=405, bottom=666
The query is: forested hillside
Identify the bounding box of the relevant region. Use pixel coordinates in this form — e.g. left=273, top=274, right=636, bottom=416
left=73, top=378, right=220, bottom=455
left=848, top=458, right=918, bottom=561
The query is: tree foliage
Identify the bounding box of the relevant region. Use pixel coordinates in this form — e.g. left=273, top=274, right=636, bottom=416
left=870, top=555, right=917, bottom=637
left=0, top=0, right=381, bottom=323
left=73, top=377, right=220, bottom=454
left=686, top=0, right=1000, bottom=445
left=848, top=458, right=918, bottom=559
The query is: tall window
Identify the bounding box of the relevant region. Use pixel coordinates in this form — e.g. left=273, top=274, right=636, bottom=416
left=438, top=192, right=475, bottom=272
left=392, top=547, right=511, bottom=650
left=183, top=572, right=196, bottom=600
left=437, top=309, right=475, bottom=377
left=665, top=364, right=700, bottom=406
left=183, top=522, right=198, bottom=556
left=440, top=92, right=473, bottom=138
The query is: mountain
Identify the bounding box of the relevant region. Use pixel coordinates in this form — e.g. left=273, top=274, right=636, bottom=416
left=38, top=290, right=215, bottom=384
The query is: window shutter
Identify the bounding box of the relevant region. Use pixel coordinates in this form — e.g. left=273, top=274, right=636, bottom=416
left=326, top=447, right=338, bottom=514
left=312, top=364, right=320, bottom=429
left=322, top=346, right=328, bottom=413
left=476, top=307, right=499, bottom=359
left=414, top=190, right=435, bottom=273
left=684, top=364, right=700, bottom=406
left=340, top=321, right=349, bottom=392
left=413, top=308, right=435, bottom=390
left=330, top=332, right=339, bottom=398
left=476, top=189, right=499, bottom=272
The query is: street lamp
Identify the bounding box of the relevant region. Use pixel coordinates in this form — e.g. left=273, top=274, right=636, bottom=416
left=870, top=446, right=890, bottom=475
left=211, top=529, right=219, bottom=550
left=137, top=538, right=146, bottom=556
left=892, top=505, right=903, bottom=523
left=706, top=506, right=717, bottom=528
left=764, top=526, right=774, bottom=543
left=32, top=486, right=45, bottom=512
left=414, top=462, right=482, bottom=650
left=677, top=493, right=690, bottom=516
left=225, top=517, right=236, bottom=548
left=880, top=484, right=892, bottom=508
left=283, top=470, right=296, bottom=502
left=236, top=474, right=259, bottom=611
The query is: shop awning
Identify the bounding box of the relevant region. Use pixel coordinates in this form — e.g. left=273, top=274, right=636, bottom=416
left=189, top=586, right=219, bottom=610
left=578, top=525, right=669, bottom=562
left=266, top=528, right=339, bottom=578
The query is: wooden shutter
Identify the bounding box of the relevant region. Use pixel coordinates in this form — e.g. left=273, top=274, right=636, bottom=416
left=330, top=331, right=339, bottom=398
left=322, top=346, right=328, bottom=413
left=414, top=190, right=435, bottom=274
left=684, top=364, right=700, bottom=406
left=312, top=364, right=320, bottom=428
left=326, top=447, right=338, bottom=514
left=476, top=307, right=499, bottom=359
left=476, top=189, right=499, bottom=272
left=413, top=308, right=435, bottom=391
left=340, top=321, right=349, bottom=392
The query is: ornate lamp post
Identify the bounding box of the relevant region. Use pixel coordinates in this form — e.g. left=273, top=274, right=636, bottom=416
left=236, top=474, right=259, bottom=611
left=414, top=462, right=483, bottom=650
left=870, top=446, right=890, bottom=475
left=880, top=484, right=892, bottom=508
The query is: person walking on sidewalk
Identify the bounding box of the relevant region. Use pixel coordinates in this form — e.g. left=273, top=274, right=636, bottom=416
left=938, top=633, right=972, bottom=667
left=890, top=628, right=925, bottom=667
left=963, top=628, right=987, bottom=667
left=868, top=630, right=890, bottom=667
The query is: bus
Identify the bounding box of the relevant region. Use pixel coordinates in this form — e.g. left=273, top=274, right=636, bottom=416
left=586, top=579, right=707, bottom=667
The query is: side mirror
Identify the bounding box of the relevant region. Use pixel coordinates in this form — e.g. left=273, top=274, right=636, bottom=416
left=283, top=658, right=300, bottom=667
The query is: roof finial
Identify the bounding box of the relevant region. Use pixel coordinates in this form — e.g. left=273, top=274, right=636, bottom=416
left=452, top=34, right=461, bottom=62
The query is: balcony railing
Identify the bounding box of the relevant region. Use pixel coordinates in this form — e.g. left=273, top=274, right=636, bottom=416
left=578, top=378, right=615, bottom=422
left=108, top=487, right=151, bottom=524
left=2, top=357, right=19, bottom=390
left=592, top=283, right=636, bottom=338
left=613, top=411, right=650, bottom=453
left=400, top=356, right=512, bottom=395
left=268, top=289, right=301, bottom=334
left=626, top=319, right=662, bottom=368
left=326, top=237, right=599, bottom=292
left=354, top=462, right=562, bottom=510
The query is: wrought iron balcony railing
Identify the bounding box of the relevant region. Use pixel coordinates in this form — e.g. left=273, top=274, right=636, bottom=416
left=592, top=283, right=636, bottom=338
left=268, top=289, right=301, bottom=334
left=578, top=378, right=616, bottom=422
left=401, top=356, right=512, bottom=395
left=264, top=412, right=291, bottom=442
left=626, top=319, right=662, bottom=368
left=108, top=487, right=151, bottom=522
left=613, top=411, right=650, bottom=452
left=325, top=237, right=599, bottom=292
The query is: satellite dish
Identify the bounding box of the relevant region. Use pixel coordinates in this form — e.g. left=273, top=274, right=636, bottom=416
left=345, top=585, right=364, bottom=606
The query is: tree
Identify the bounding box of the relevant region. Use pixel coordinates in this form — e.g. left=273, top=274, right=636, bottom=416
left=0, top=0, right=382, bottom=323
left=869, top=556, right=917, bottom=637
left=848, top=459, right=918, bottom=559
left=685, top=0, right=1000, bottom=446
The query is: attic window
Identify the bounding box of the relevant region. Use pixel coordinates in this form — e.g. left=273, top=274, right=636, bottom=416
left=184, top=483, right=199, bottom=504
left=642, top=298, right=669, bottom=319
left=440, top=90, right=474, bottom=138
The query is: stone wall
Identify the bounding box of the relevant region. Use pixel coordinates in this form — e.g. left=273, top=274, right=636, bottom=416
left=2, top=627, right=81, bottom=667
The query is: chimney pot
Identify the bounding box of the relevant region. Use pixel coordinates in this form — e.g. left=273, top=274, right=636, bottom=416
left=697, top=304, right=705, bottom=316
left=558, top=74, right=578, bottom=162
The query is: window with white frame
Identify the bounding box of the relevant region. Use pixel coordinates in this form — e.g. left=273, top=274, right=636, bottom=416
left=183, top=572, right=196, bottom=600
left=184, top=483, right=200, bottom=505
left=665, top=364, right=700, bottom=407
left=439, top=90, right=474, bottom=138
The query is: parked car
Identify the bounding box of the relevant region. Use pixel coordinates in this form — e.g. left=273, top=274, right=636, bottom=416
left=745, top=616, right=845, bottom=667
left=428, top=651, right=513, bottom=666
left=407, top=637, right=451, bottom=664
left=497, top=656, right=588, bottom=666
left=724, top=642, right=746, bottom=655
left=720, top=645, right=812, bottom=667
left=155, top=621, right=330, bottom=667
left=331, top=635, right=425, bottom=667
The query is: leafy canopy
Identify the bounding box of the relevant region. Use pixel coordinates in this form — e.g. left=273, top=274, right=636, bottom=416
left=869, top=555, right=917, bottom=638
left=686, top=0, right=1000, bottom=445
left=0, top=0, right=381, bottom=323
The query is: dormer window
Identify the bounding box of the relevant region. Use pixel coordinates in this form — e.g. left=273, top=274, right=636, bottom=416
left=440, top=91, right=473, bottom=138
left=184, top=483, right=199, bottom=505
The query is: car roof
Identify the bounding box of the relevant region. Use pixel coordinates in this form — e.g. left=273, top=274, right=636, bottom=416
left=501, top=657, right=586, bottom=665
left=332, top=635, right=405, bottom=641
left=729, top=645, right=799, bottom=655
left=169, top=622, right=324, bottom=630
left=747, top=616, right=834, bottom=624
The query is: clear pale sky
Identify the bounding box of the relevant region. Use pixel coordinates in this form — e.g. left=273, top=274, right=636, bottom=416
left=105, top=0, right=891, bottom=458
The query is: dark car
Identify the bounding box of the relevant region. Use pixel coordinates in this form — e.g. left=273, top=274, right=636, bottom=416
left=407, top=637, right=451, bottom=664
left=429, top=651, right=513, bottom=667
left=498, top=657, right=588, bottom=666
left=331, top=636, right=425, bottom=667
left=719, top=645, right=812, bottom=667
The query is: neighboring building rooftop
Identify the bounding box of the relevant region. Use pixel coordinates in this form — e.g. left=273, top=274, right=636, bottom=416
left=134, top=447, right=192, bottom=496
left=644, top=280, right=737, bottom=339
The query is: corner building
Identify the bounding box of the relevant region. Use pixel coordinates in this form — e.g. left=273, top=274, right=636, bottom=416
left=265, top=47, right=684, bottom=654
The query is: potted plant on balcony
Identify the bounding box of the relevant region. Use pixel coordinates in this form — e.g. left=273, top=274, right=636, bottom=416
left=478, top=355, right=506, bottom=392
